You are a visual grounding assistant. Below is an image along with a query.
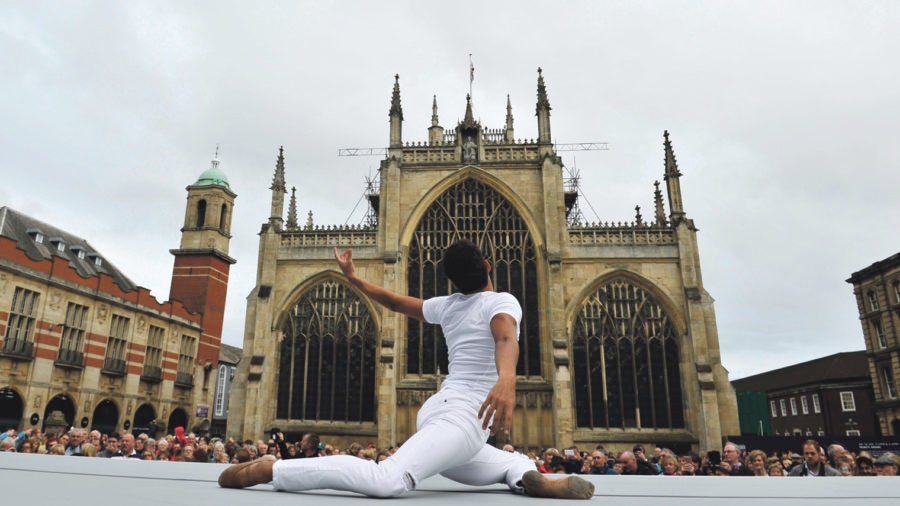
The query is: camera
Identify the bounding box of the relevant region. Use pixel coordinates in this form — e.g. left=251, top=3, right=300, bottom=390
left=564, top=449, right=575, bottom=457
left=270, top=428, right=281, bottom=441
left=707, top=450, right=721, bottom=472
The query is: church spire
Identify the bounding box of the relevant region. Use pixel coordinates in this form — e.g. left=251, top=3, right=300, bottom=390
left=653, top=180, right=667, bottom=226
left=269, top=146, right=286, bottom=229
left=663, top=131, right=686, bottom=224
left=462, top=93, right=476, bottom=127
left=535, top=68, right=552, bottom=144
left=428, top=95, right=444, bottom=145
left=431, top=95, right=439, bottom=126
left=504, top=94, right=515, bottom=143
left=389, top=74, right=403, bottom=147
left=286, top=186, right=298, bottom=231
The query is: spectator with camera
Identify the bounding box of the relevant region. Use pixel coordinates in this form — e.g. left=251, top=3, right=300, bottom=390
left=717, top=442, right=752, bottom=476
left=273, top=430, right=320, bottom=460
left=676, top=453, right=699, bottom=476
left=561, top=447, right=583, bottom=474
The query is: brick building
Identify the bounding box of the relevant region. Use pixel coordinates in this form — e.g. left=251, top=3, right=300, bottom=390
left=731, top=351, right=878, bottom=437
left=0, top=158, right=236, bottom=436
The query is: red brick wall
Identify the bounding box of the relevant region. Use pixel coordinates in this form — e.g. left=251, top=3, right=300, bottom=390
left=169, top=253, right=231, bottom=365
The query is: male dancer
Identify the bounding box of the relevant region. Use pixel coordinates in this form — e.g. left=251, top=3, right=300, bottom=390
left=219, top=240, right=593, bottom=499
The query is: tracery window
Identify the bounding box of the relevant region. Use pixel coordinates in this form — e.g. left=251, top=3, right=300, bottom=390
left=277, top=280, right=376, bottom=422
left=572, top=280, right=684, bottom=429
left=407, top=177, right=540, bottom=377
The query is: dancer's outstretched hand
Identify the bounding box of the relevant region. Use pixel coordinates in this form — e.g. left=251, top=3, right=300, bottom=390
left=334, top=247, right=355, bottom=278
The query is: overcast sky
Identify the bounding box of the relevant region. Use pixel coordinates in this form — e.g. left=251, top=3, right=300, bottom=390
left=2, top=1, right=897, bottom=380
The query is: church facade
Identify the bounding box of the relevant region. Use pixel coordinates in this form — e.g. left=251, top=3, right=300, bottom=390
left=228, top=70, right=739, bottom=452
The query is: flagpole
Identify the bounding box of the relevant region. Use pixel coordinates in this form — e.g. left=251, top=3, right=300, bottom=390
left=468, top=54, right=473, bottom=98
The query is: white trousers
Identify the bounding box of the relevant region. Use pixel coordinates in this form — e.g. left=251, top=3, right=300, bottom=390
left=271, top=388, right=536, bottom=498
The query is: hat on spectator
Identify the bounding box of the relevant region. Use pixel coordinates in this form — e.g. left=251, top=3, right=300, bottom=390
left=790, top=453, right=802, bottom=459
left=873, top=453, right=899, bottom=469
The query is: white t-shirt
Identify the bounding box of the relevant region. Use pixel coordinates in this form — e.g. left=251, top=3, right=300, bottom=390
left=422, top=291, right=522, bottom=398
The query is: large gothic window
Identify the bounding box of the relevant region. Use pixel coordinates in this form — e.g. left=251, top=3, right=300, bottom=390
left=407, top=177, right=541, bottom=377
left=276, top=280, right=377, bottom=422
left=573, top=280, right=684, bottom=429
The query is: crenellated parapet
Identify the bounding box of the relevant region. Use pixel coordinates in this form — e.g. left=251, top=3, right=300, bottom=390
left=280, top=225, right=377, bottom=248
left=396, top=141, right=542, bottom=164
left=567, top=223, right=676, bottom=246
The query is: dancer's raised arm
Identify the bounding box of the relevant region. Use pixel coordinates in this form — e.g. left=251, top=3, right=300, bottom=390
left=333, top=247, right=425, bottom=321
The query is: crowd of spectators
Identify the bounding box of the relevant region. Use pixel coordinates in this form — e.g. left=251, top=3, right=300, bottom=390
left=527, top=441, right=898, bottom=477
left=0, top=426, right=396, bottom=464
left=2, top=427, right=898, bottom=477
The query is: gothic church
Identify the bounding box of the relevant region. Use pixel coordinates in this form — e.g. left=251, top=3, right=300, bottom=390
left=228, top=70, right=739, bottom=452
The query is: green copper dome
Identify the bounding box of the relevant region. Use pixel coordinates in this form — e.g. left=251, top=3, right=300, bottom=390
left=193, top=159, right=230, bottom=189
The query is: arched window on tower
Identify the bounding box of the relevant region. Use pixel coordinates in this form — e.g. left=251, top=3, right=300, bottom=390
left=276, top=279, right=377, bottom=423
left=407, top=177, right=541, bottom=377
left=572, top=279, right=684, bottom=430
left=196, top=200, right=207, bottom=228
left=219, top=204, right=228, bottom=233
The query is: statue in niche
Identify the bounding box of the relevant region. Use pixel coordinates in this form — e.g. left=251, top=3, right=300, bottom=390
left=49, top=291, right=62, bottom=311
left=97, top=304, right=108, bottom=323
left=462, top=136, right=477, bottom=163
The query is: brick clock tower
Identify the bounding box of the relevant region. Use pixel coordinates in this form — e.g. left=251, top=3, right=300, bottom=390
left=169, top=157, right=237, bottom=367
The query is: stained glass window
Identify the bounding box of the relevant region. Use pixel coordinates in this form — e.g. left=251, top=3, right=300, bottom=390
left=573, top=280, right=684, bottom=429
left=277, top=280, right=377, bottom=422
left=407, top=177, right=541, bottom=377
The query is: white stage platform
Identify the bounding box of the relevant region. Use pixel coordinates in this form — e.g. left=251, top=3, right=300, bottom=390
left=1, top=452, right=897, bottom=505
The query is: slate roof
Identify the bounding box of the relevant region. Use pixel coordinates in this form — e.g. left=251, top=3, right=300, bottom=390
left=0, top=206, right=136, bottom=292
left=218, top=343, right=242, bottom=365
left=731, top=351, right=869, bottom=393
